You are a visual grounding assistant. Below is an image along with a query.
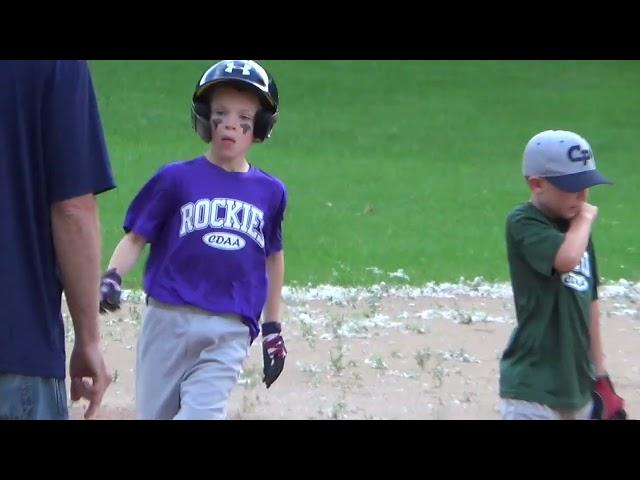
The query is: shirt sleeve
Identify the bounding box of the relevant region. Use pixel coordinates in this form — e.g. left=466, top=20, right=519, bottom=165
left=507, top=212, right=565, bottom=277
left=43, top=60, right=115, bottom=203
left=264, top=185, right=288, bottom=257
left=123, top=165, right=175, bottom=244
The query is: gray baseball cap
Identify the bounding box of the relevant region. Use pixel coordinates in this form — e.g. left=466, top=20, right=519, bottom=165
left=522, top=130, right=612, bottom=193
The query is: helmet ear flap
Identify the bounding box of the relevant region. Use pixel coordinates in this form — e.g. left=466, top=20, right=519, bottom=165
left=253, top=109, right=277, bottom=143
left=191, top=100, right=212, bottom=143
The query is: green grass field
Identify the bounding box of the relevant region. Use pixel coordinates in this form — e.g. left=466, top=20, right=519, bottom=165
left=90, top=60, right=640, bottom=288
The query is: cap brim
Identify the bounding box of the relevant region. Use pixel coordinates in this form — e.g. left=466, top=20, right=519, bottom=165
left=545, top=170, right=612, bottom=193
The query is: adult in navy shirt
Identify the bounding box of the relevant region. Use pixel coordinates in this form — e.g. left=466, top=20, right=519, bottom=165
left=0, top=61, right=115, bottom=419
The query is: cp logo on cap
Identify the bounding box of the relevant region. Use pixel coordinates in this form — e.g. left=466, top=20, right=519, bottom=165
left=567, top=145, right=592, bottom=165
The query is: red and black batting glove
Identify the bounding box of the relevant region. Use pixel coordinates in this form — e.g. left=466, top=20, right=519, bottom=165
left=591, top=374, right=627, bottom=420
left=262, top=321, right=287, bottom=389
left=99, top=268, right=122, bottom=313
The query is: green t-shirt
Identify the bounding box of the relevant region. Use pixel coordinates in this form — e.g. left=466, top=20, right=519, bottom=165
left=500, top=202, right=599, bottom=410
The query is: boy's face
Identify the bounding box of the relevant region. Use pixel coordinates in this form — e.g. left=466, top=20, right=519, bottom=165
left=529, top=177, right=588, bottom=220
left=208, top=85, right=261, bottom=159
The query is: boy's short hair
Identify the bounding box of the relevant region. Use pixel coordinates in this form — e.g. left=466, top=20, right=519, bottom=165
left=205, top=81, right=265, bottom=109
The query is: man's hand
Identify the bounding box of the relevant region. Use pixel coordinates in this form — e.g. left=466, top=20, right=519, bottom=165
left=69, top=341, right=113, bottom=419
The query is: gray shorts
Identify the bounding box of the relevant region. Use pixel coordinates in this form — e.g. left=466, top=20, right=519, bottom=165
left=136, top=298, right=251, bottom=420
left=500, top=398, right=594, bottom=420
left=0, top=373, right=68, bottom=420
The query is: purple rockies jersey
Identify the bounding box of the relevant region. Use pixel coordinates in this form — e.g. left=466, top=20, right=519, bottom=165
left=124, top=156, right=287, bottom=341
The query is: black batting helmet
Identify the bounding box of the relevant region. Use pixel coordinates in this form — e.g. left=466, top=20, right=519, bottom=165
left=191, top=60, right=279, bottom=143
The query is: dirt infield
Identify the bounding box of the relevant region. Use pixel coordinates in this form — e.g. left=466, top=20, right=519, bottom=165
left=65, top=280, right=640, bottom=420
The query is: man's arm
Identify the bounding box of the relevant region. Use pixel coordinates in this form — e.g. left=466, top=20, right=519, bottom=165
left=51, top=193, right=112, bottom=419
left=51, top=194, right=102, bottom=344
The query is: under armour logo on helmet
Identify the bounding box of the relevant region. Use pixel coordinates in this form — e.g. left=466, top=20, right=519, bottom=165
left=567, top=145, right=592, bottom=166
left=225, top=61, right=252, bottom=76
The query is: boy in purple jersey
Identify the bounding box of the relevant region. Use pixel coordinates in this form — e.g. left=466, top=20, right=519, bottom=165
left=99, top=60, right=287, bottom=420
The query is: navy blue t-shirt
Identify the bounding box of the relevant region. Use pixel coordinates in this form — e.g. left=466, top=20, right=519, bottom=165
left=0, top=61, right=115, bottom=379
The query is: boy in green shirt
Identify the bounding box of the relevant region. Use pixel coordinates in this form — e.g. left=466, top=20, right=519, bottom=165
left=500, top=130, right=626, bottom=420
